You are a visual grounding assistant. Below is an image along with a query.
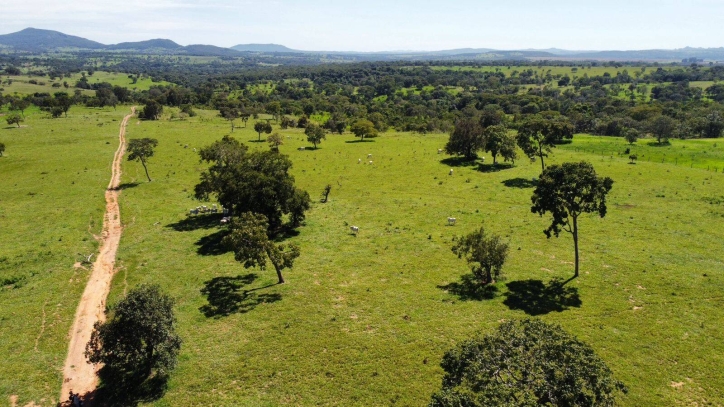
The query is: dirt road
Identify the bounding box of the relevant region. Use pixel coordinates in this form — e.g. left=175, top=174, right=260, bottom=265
left=59, top=107, right=135, bottom=404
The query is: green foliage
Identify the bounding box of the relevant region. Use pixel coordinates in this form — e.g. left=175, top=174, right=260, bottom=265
left=483, top=125, right=517, bottom=164
left=304, top=123, right=326, bottom=149
left=516, top=115, right=574, bottom=172
left=451, top=227, right=509, bottom=285
left=85, top=284, right=181, bottom=392
left=267, top=132, right=284, bottom=150
left=623, top=128, right=640, bottom=145
left=648, top=115, right=676, bottom=144
left=194, top=135, right=310, bottom=230
left=430, top=319, right=626, bottom=407
left=531, top=161, right=613, bottom=277
left=127, top=138, right=159, bottom=182
left=350, top=119, right=378, bottom=141
left=0, top=142, right=5, bottom=156
left=140, top=100, right=163, bottom=120
left=254, top=120, right=273, bottom=141
left=446, top=118, right=484, bottom=159
left=6, top=113, right=23, bottom=127
left=222, top=212, right=301, bottom=284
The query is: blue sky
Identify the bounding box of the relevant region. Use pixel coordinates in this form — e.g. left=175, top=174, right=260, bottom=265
left=1, top=0, right=723, bottom=51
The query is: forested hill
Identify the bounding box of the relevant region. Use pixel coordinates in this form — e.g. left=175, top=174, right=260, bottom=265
left=0, top=28, right=105, bottom=51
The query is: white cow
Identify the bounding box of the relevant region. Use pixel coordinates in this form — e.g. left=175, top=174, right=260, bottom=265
left=481, top=157, right=485, bottom=163
left=367, top=154, right=372, bottom=159
left=438, top=149, right=443, bottom=154
left=358, top=158, right=361, bottom=164
left=447, top=217, right=456, bottom=226
left=449, top=168, right=453, bottom=175
left=369, top=161, right=373, bottom=165
left=350, top=226, right=359, bottom=234
left=220, top=217, right=231, bottom=225
left=298, top=147, right=306, bottom=151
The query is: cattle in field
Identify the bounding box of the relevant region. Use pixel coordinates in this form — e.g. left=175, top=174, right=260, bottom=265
left=447, top=217, right=456, bottom=226
left=350, top=226, right=359, bottom=234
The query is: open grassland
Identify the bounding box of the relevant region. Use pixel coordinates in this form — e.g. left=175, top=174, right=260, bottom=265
left=0, top=106, right=128, bottom=406
left=107, top=111, right=724, bottom=406
left=428, top=65, right=677, bottom=77
left=2, top=71, right=171, bottom=97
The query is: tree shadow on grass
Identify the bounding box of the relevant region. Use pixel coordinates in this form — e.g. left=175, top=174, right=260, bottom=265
left=248, top=139, right=266, bottom=143
left=477, top=162, right=515, bottom=173
left=200, top=274, right=282, bottom=318
left=503, top=278, right=581, bottom=316
left=195, top=230, right=232, bottom=256
left=502, top=177, right=537, bottom=189
left=344, top=139, right=375, bottom=143
left=167, top=214, right=223, bottom=232
left=438, top=273, right=500, bottom=301
left=440, top=156, right=478, bottom=167
left=114, top=181, right=141, bottom=191
left=84, top=365, right=169, bottom=407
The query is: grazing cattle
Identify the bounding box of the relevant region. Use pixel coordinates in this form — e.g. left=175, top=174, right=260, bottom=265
left=449, top=168, right=453, bottom=175
left=367, top=154, right=372, bottom=158
left=189, top=208, right=199, bottom=215
left=447, top=217, right=456, bottom=226
left=193, top=148, right=197, bottom=152
left=438, top=149, right=443, bottom=154
left=220, top=217, right=231, bottom=225
left=350, top=226, right=359, bottom=234
left=298, top=147, right=305, bottom=151
left=358, top=158, right=361, bottom=164
left=369, top=161, right=373, bottom=165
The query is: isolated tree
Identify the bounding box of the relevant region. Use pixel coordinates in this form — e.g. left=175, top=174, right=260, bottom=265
left=6, top=113, right=23, bottom=128
left=0, top=142, right=5, bottom=157
left=220, top=104, right=240, bottom=132
left=623, top=127, right=640, bottom=145
left=223, top=212, right=301, bottom=284
left=267, top=132, right=284, bottom=151
left=531, top=161, right=614, bottom=278
left=446, top=118, right=484, bottom=160
left=195, top=136, right=311, bottom=231
left=649, top=115, right=676, bottom=144
left=127, top=138, right=159, bottom=182
left=85, top=284, right=181, bottom=387
left=451, top=228, right=509, bottom=285
left=54, top=92, right=73, bottom=117
left=430, top=319, right=626, bottom=407
left=9, top=98, right=30, bottom=117
left=350, top=119, right=378, bottom=141
left=254, top=121, right=273, bottom=141
left=483, top=125, right=517, bottom=164
left=241, top=113, right=250, bottom=128
left=321, top=184, right=332, bottom=203
left=305, top=123, right=326, bottom=149
left=517, top=115, right=574, bottom=172
left=629, top=154, right=638, bottom=164
left=140, top=100, right=163, bottom=120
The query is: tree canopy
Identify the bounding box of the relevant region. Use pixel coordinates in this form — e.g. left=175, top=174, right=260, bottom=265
left=452, top=227, right=509, bottom=285
left=445, top=118, right=484, bottom=160
left=516, top=115, right=574, bottom=172
left=127, top=138, right=159, bottom=182
left=483, top=125, right=517, bottom=164
left=304, top=123, right=326, bottom=149
left=254, top=121, right=273, bottom=141
left=350, top=119, right=378, bottom=141
left=194, top=135, right=311, bottom=231
left=531, top=161, right=613, bottom=277
left=430, top=319, right=626, bottom=407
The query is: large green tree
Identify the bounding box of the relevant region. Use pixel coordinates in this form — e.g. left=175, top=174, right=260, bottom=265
left=430, top=319, right=626, bottom=407
left=127, top=138, right=159, bottom=182
left=350, top=119, right=378, bottom=141
left=223, top=212, right=301, bottom=284
left=85, top=284, right=181, bottom=390
left=445, top=118, right=485, bottom=160
left=304, top=123, right=326, bottom=149
left=452, top=227, right=509, bottom=285
left=531, top=161, right=614, bottom=278
left=194, top=136, right=311, bottom=231
left=139, top=101, right=163, bottom=120
left=649, top=115, right=676, bottom=144
left=254, top=121, right=273, bottom=141
left=516, top=115, right=574, bottom=172
left=6, top=113, right=23, bottom=128
left=483, top=125, right=517, bottom=164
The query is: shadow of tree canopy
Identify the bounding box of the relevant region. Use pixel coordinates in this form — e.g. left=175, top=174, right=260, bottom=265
left=438, top=273, right=500, bottom=301
left=114, top=181, right=141, bottom=191
left=502, top=177, right=538, bottom=189
left=477, top=162, right=515, bottom=173
left=440, top=156, right=478, bottom=167
left=167, top=214, right=223, bottom=232
left=503, top=278, right=581, bottom=316
left=344, top=139, right=376, bottom=143
left=200, top=274, right=282, bottom=318
left=195, top=230, right=232, bottom=256
left=84, top=364, right=169, bottom=407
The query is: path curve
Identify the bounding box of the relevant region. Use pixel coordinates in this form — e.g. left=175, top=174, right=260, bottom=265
left=60, top=107, right=135, bottom=404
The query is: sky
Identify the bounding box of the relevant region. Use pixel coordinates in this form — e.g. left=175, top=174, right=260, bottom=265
left=1, top=0, right=723, bottom=52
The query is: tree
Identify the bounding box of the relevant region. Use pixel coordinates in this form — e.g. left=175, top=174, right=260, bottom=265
left=54, top=92, right=73, bottom=117
left=254, top=121, right=273, bottom=141
left=702, top=110, right=724, bottom=138
left=531, top=161, right=613, bottom=278
left=451, top=228, right=509, bottom=285
left=266, top=101, right=282, bottom=122
left=9, top=98, right=30, bottom=117
left=267, top=132, right=284, bottom=151
left=6, top=113, right=23, bottom=128
left=350, top=119, right=378, bottom=141
left=483, top=125, right=517, bottom=164
left=222, top=212, right=301, bottom=284
left=516, top=115, right=574, bottom=172
left=430, top=319, right=626, bottom=407
left=445, top=118, right=484, bottom=160
left=140, top=100, right=163, bottom=120
left=623, top=127, right=640, bottom=145
left=305, top=123, right=326, bottom=149
left=220, top=104, right=240, bottom=132
left=649, top=115, right=676, bottom=144
left=0, top=142, right=5, bottom=157
left=85, top=284, right=181, bottom=390
left=241, top=113, right=250, bottom=128
left=127, top=138, right=159, bottom=182
left=194, top=136, right=311, bottom=231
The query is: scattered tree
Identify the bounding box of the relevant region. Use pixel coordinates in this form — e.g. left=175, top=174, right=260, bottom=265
left=267, top=132, right=284, bottom=151
left=623, top=127, right=640, bottom=145
left=223, top=212, right=301, bottom=284
left=85, top=284, right=181, bottom=391
left=140, top=101, right=163, bottom=120
left=321, top=184, right=332, bottom=203
left=629, top=154, right=638, bottom=164
left=350, top=119, right=378, bottom=141
left=241, top=113, right=250, bottom=128
left=430, top=319, right=626, bottom=407
left=445, top=118, right=484, bottom=160
left=127, top=138, right=159, bottom=182
left=483, top=125, right=517, bottom=164
left=649, top=115, right=676, bottom=144
left=220, top=104, right=240, bottom=132
left=254, top=121, right=273, bottom=141
left=451, top=227, right=509, bottom=285
left=195, top=136, right=311, bottom=231
left=531, top=161, right=614, bottom=278
left=305, top=123, right=326, bottom=149
left=6, top=113, right=23, bottom=128
left=516, top=115, right=574, bottom=172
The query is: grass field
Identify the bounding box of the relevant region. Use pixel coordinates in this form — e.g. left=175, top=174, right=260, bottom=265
left=2, top=109, right=724, bottom=406
left=1, top=71, right=172, bottom=97
left=0, top=106, right=128, bottom=406
left=428, top=65, right=675, bottom=78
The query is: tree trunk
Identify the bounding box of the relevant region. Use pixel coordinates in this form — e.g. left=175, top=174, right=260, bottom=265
left=273, top=263, right=285, bottom=284
left=258, top=132, right=261, bottom=141
left=141, top=158, right=151, bottom=182
left=493, top=153, right=497, bottom=164
left=572, top=216, right=579, bottom=278
left=538, top=144, right=545, bottom=173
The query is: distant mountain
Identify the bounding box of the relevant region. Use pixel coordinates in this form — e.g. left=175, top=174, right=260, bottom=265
left=107, top=39, right=181, bottom=51
left=181, top=44, right=242, bottom=56
left=0, top=28, right=105, bottom=51
left=232, top=44, right=298, bottom=53
left=565, top=47, right=724, bottom=61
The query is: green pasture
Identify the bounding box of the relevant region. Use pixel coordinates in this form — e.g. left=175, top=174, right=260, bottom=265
left=2, top=107, right=724, bottom=406
left=0, top=106, right=128, bottom=406
left=428, top=65, right=674, bottom=78
left=1, top=71, right=171, bottom=97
